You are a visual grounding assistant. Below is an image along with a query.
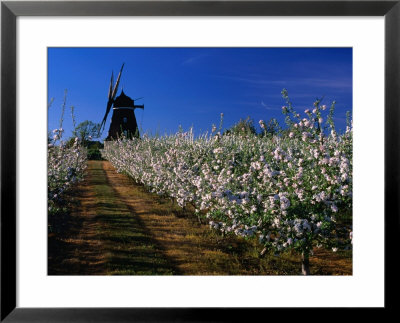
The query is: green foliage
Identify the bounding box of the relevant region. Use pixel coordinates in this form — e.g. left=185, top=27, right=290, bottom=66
left=86, top=141, right=105, bottom=160
left=65, top=119, right=104, bottom=160
left=260, top=118, right=282, bottom=137
left=224, top=116, right=257, bottom=136
left=64, top=138, right=104, bottom=160
left=72, top=120, right=101, bottom=144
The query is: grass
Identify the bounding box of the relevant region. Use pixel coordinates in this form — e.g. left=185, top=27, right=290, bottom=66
left=49, top=161, right=175, bottom=275
left=48, top=160, right=352, bottom=275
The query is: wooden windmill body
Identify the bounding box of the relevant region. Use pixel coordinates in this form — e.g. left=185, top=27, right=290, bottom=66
left=99, top=64, right=144, bottom=140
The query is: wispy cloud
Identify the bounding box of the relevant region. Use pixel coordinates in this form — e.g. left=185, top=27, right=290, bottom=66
left=213, top=74, right=286, bottom=86
left=294, top=78, right=352, bottom=90
left=181, top=53, right=210, bottom=66
left=230, top=100, right=279, bottom=111
left=261, top=100, right=277, bottom=110
left=213, top=74, right=351, bottom=92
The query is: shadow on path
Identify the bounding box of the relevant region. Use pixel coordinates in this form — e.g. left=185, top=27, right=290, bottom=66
left=48, top=161, right=178, bottom=275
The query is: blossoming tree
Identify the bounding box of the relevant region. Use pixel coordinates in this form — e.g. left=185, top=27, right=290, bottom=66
left=102, top=91, right=352, bottom=274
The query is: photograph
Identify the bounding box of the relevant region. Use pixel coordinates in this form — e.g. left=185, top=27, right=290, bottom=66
left=47, top=47, right=353, bottom=276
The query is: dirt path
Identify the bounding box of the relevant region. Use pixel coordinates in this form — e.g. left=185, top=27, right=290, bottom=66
left=49, top=160, right=247, bottom=275
left=48, top=160, right=176, bottom=275
left=48, top=165, right=106, bottom=275
left=48, top=160, right=352, bottom=275
left=102, top=161, right=246, bottom=275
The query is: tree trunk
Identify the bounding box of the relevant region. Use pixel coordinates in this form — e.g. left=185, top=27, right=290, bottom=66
left=302, top=252, right=310, bottom=275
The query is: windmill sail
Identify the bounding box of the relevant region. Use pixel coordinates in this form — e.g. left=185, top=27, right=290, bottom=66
left=111, top=63, right=124, bottom=100
left=100, top=72, right=114, bottom=131
left=100, top=100, right=113, bottom=132
left=99, top=64, right=125, bottom=133
left=108, top=72, right=114, bottom=100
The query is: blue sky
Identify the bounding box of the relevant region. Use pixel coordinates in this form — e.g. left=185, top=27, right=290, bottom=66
left=48, top=47, right=352, bottom=140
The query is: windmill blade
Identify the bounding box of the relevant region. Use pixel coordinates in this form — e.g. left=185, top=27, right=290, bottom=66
left=99, top=100, right=113, bottom=134
left=99, top=72, right=115, bottom=135
left=108, top=71, right=114, bottom=100
left=99, top=63, right=125, bottom=137
left=99, top=99, right=113, bottom=132
left=111, top=63, right=124, bottom=100
left=97, top=121, right=104, bottom=137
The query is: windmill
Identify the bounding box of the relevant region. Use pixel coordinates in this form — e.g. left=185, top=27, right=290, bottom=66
left=99, top=63, right=144, bottom=140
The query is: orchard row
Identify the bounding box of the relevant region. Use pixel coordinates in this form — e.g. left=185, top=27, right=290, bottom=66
left=102, top=99, right=353, bottom=263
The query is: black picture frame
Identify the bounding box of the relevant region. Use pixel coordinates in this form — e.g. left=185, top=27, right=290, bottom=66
left=1, top=0, right=398, bottom=321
